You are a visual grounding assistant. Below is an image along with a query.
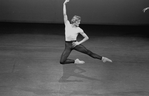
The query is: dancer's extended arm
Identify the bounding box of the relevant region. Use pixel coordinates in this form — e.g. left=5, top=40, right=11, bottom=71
left=63, top=0, right=70, bottom=24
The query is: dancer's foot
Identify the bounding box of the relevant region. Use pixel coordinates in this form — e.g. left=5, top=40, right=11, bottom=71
left=102, top=57, right=112, bottom=63
left=75, top=59, right=85, bottom=64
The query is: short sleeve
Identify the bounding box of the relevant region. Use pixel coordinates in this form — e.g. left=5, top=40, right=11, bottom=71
left=78, top=27, right=84, bottom=33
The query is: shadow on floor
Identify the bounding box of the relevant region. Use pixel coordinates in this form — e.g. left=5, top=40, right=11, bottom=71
left=59, top=64, right=101, bottom=83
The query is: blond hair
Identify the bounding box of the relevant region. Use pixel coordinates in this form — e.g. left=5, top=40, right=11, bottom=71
left=71, top=15, right=81, bottom=23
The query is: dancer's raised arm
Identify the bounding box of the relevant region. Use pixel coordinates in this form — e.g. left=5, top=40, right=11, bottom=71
left=63, top=0, right=70, bottom=24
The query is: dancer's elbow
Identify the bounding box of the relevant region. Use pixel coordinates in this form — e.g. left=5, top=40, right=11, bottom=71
left=86, top=36, right=89, bottom=40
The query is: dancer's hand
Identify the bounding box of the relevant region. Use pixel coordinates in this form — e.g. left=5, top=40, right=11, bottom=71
left=72, top=41, right=80, bottom=47
left=143, top=7, right=149, bottom=13
left=64, top=0, right=70, bottom=4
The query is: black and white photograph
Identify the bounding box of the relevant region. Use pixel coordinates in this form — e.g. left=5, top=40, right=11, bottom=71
left=0, top=0, right=149, bottom=96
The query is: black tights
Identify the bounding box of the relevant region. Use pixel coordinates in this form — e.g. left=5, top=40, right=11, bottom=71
left=60, top=41, right=102, bottom=64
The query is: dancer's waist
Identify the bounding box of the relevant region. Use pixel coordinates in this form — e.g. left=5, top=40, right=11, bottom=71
left=65, top=40, right=77, bottom=43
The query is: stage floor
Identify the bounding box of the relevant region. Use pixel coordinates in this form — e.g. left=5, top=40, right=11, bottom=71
left=0, top=33, right=149, bottom=96
left=0, top=22, right=149, bottom=96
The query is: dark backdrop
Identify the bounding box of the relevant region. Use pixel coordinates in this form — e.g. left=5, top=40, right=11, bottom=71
left=0, top=0, right=149, bottom=25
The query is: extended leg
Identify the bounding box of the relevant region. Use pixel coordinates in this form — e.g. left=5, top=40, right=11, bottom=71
left=74, top=44, right=102, bottom=60
left=74, top=44, right=112, bottom=62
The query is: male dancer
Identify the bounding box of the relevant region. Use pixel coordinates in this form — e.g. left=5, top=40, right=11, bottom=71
left=60, top=0, right=112, bottom=64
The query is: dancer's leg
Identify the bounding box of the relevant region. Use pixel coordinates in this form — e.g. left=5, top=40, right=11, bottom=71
left=74, top=44, right=112, bottom=62
left=60, top=43, right=74, bottom=64
left=60, top=42, right=85, bottom=64
left=74, top=44, right=102, bottom=60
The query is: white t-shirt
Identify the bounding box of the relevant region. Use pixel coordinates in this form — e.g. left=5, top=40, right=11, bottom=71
left=65, top=21, right=84, bottom=41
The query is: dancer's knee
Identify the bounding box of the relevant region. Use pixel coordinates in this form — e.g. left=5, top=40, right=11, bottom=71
left=60, top=61, right=65, bottom=64
left=60, top=59, right=65, bottom=64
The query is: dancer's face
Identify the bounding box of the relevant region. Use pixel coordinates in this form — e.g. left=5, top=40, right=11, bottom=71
left=73, top=20, right=80, bottom=27
left=71, top=15, right=81, bottom=27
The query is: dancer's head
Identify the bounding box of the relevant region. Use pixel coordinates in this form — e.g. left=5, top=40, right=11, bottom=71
left=71, top=15, right=81, bottom=27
